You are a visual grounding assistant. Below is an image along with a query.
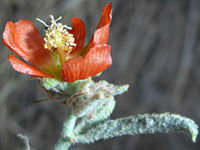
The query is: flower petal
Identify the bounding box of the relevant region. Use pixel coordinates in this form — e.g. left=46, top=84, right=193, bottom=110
left=69, top=17, right=86, bottom=56
left=84, top=3, right=112, bottom=54
left=61, top=45, right=112, bottom=82
left=3, top=20, right=53, bottom=66
left=8, top=54, right=52, bottom=78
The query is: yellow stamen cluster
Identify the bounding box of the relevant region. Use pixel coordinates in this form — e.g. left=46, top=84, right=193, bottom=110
left=43, top=15, right=76, bottom=54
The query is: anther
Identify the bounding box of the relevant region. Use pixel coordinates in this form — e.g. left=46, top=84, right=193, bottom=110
left=37, top=15, right=76, bottom=64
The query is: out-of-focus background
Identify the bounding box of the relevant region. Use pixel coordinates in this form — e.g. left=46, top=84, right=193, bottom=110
left=0, top=0, right=200, bottom=150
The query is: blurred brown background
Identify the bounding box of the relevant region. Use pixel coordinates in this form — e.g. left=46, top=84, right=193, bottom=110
left=0, top=0, right=200, bottom=150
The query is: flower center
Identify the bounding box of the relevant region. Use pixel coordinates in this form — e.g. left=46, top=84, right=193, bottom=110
left=37, top=15, right=76, bottom=66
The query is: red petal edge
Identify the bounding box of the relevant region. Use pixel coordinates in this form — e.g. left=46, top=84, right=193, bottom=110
left=8, top=54, right=52, bottom=78
left=85, top=3, right=112, bottom=53
left=3, top=20, right=52, bottom=66
left=69, top=17, right=86, bottom=56
left=61, top=45, right=112, bottom=82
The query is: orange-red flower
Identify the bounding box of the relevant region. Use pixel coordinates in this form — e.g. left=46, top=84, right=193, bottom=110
left=2, top=3, right=112, bottom=82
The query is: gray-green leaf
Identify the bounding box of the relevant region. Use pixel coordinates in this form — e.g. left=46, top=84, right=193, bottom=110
left=75, top=113, right=198, bottom=144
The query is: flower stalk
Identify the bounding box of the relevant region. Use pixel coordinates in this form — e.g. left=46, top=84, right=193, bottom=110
left=55, top=111, right=76, bottom=150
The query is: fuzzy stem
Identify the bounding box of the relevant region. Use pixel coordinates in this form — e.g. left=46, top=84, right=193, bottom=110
left=55, top=111, right=77, bottom=150
left=62, top=111, right=77, bottom=138
left=55, top=140, right=71, bottom=150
